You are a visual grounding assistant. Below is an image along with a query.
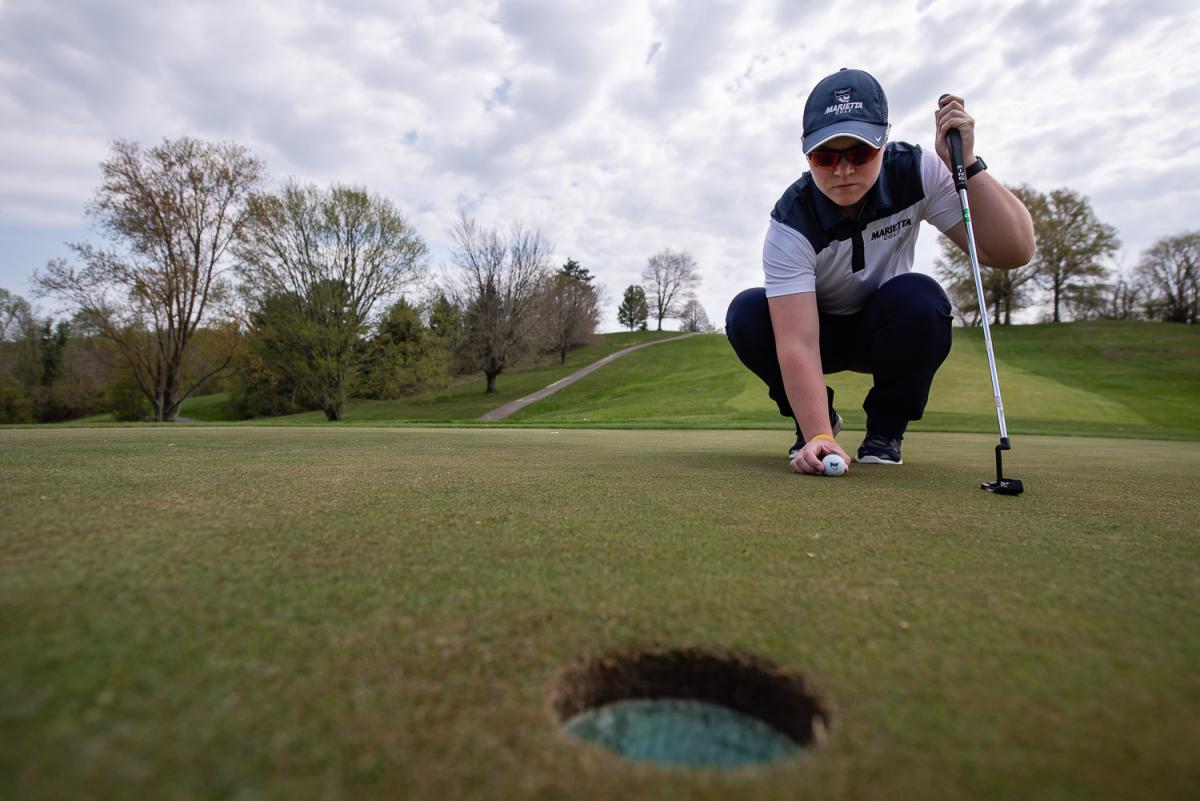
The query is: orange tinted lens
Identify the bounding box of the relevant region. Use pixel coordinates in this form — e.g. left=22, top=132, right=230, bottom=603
left=808, top=144, right=879, bottom=168
left=808, top=150, right=840, bottom=168
left=845, top=144, right=878, bottom=165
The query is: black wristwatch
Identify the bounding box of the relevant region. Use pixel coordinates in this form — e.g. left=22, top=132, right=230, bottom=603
left=966, top=157, right=987, bottom=180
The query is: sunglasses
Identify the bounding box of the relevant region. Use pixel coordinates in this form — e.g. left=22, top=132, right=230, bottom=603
left=807, top=143, right=881, bottom=169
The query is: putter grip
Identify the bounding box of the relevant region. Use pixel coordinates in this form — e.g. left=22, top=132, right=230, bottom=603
left=947, top=128, right=968, bottom=192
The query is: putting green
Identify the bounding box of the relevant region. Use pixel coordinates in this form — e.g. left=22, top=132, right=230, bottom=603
left=2, top=427, right=1197, bottom=800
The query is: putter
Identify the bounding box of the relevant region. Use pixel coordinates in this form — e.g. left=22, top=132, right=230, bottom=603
left=945, top=123, right=1024, bottom=495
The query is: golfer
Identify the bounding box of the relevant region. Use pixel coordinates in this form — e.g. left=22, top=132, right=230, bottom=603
left=725, top=68, right=1035, bottom=473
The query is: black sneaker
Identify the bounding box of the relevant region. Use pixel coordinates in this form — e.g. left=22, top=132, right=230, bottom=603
left=788, top=410, right=844, bottom=460
left=857, top=433, right=903, bottom=465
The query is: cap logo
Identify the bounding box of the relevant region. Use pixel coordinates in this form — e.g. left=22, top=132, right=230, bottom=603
left=824, top=87, right=865, bottom=116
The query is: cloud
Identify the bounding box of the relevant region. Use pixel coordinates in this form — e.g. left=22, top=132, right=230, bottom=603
left=1, top=0, right=1199, bottom=326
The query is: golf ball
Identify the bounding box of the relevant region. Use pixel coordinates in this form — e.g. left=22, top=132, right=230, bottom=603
left=821, top=454, right=847, bottom=477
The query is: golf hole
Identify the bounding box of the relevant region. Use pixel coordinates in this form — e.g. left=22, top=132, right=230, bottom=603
left=549, top=647, right=829, bottom=769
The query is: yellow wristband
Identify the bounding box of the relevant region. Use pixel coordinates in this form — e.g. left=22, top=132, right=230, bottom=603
left=809, top=434, right=835, bottom=443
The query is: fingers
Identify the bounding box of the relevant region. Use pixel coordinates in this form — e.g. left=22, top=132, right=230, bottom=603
left=934, top=93, right=975, bottom=160
left=789, top=439, right=852, bottom=475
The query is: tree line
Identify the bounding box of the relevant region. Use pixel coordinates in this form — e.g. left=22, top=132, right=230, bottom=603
left=936, top=185, right=1198, bottom=326
left=0, top=136, right=710, bottom=424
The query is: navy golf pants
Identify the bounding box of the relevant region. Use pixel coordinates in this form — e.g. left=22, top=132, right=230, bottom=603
left=725, top=273, right=953, bottom=439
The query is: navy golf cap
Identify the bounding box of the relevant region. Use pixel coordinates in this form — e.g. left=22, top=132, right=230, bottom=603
left=802, top=68, right=890, bottom=153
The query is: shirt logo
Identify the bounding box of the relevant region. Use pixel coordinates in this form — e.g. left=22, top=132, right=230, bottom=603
left=870, top=218, right=913, bottom=241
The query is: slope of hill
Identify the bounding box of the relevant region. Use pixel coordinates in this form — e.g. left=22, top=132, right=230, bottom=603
left=173, top=321, right=1199, bottom=440
left=506, top=321, right=1200, bottom=440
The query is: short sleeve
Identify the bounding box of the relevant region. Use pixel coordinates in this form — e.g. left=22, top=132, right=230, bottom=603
left=921, top=149, right=963, bottom=233
left=763, top=217, right=817, bottom=297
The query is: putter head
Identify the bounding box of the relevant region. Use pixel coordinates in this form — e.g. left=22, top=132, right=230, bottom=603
left=981, top=478, right=1024, bottom=495
left=982, top=439, right=1023, bottom=494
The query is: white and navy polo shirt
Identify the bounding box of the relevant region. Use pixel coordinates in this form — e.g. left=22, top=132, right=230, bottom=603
left=763, top=142, right=962, bottom=315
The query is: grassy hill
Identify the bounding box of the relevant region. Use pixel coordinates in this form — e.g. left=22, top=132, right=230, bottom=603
left=176, top=320, right=1200, bottom=439
left=509, top=321, right=1200, bottom=440
left=178, top=330, right=680, bottom=424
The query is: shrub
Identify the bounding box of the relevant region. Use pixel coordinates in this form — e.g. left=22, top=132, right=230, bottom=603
left=106, top=372, right=152, bottom=422
left=0, top=372, right=32, bottom=423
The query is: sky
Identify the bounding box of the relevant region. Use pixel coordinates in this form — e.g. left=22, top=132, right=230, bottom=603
left=2, top=0, right=1198, bottom=330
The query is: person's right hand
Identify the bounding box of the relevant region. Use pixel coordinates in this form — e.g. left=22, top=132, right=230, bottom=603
left=788, top=435, right=852, bottom=475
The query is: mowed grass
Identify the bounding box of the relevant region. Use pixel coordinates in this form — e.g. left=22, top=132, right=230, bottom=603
left=507, top=321, right=1200, bottom=440
left=3, top=426, right=1199, bottom=800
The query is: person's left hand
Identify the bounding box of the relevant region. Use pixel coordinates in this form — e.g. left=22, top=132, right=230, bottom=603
left=934, top=94, right=975, bottom=169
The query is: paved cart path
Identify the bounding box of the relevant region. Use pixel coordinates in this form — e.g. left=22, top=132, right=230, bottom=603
left=478, top=332, right=701, bottom=421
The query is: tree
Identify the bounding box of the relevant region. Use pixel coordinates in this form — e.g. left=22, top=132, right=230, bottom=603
left=934, top=184, right=1042, bottom=326
left=427, top=291, right=470, bottom=374
left=33, top=137, right=265, bottom=421
left=1102, top=272, right=1144, bottom=321
left=617, top=284, right=649, bottom=331
left=0, top=288, right=32, bottom=342
left=36, top=320, right=70, bottom=387
left=0, top=371, right=32, bottom=423
left=1033, top=188, right=1120, bottom=323
left=679, top=298, right=711, bottom=332
left=234, top=181, right=427, bottom=420
left=225, top=325, right=310, bottom=420
left=428, top=291, right=463, bottom=345
left=358, top=297, right=452, bottom=398
left=1135, top=231, right=1199, bottom=323
left=0, top=288, right=38, bottom=385
left=642, top=249, right=700, bottom=331
left=242, top=282, right=364, bottom=420
left=935, top=235, right=1036, bottom=325
left=542, top=258, right=600, bottom=364
left=449, top=213, right=551, bottom=393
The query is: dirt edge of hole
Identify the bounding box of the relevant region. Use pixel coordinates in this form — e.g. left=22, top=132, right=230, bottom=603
left=548, top=645, right=831, bottom=748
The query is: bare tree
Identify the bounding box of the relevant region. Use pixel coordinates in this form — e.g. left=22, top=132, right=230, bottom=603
left=642, top=249, right=700, bottom=331
left=450, top=213, right=551, bottom=393
left=1103, top=272, right=1144, bottom=321
left=0, top=288, right=33, bottom=342
left=1135, top=231, right=1199, bottom=323
left=0, top=288, right=38, bottom=386
left=1033, top=188, right=1120, bottom=323
left=233, top=181, right=428, bottom=420
left=679, top=297, right=711, bottom=332
left=34, top=138, right=264, bottom=421
left=541, top=258, right=601, bottom=364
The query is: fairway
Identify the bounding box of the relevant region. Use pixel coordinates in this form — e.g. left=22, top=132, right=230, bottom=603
left=3, top=427, right=1198, bottom=800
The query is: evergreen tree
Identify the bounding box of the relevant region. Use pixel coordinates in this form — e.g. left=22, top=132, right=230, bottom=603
left=542, top=258, right=600, bottom=364
left=617, top=285, right=649, bottom=331
left=359, top=298, right=453, bottom=398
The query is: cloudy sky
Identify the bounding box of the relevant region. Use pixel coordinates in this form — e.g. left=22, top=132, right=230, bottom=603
left=2, top=0, right=1198, bottom=329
